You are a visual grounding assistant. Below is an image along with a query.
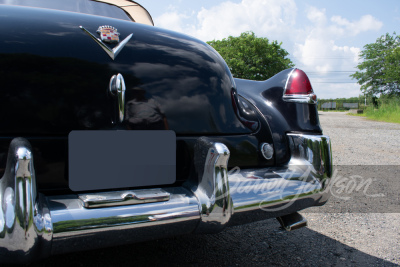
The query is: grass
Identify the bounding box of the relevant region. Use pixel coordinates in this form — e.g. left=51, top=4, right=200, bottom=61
left=347, top=112, right=366, bottom=117
left=347, top=97, right=400, bottom=124
left=319, top=109, right=348, bottom=112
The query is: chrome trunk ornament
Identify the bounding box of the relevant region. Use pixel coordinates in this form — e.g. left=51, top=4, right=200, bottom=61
left=109, top=73, right=126, bottom=123
left=79, top=25, right=133, bottom=60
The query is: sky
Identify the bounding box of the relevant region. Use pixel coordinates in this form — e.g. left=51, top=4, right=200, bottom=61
left=138, top=0, right=400, bottom=99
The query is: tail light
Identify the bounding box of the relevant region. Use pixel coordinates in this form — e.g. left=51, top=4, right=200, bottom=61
left=283, top=69, right=317, bottom=104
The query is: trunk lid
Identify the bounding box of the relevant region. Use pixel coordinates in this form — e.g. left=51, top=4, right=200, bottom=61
left=0, top=4, right=251, bottom=135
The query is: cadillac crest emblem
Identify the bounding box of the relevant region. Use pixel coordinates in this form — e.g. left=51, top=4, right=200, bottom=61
left=79, top=25, right=133, bottom=60
left=97, top=25, right=120, bottom=43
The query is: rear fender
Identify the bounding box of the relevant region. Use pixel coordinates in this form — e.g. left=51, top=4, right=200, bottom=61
left=234, top=69, right=322, bottom=165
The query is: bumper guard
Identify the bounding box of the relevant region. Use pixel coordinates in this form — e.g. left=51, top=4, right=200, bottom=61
left=0, top=134, right=331, bottom=263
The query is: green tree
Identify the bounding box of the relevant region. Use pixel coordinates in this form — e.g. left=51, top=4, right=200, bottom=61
left=350, top=33, right=400, bottom=96
left=207, top=31, right=294, bottom=81
left=384, top=46, right=400, bottom=85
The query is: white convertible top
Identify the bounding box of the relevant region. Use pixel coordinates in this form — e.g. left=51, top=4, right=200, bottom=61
left=0, top=0, right=154, bottom=26
left=94, top=0, right=154, bottom=26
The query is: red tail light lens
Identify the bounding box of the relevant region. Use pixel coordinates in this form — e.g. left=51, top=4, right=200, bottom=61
left=283, top=69, right=317, bottom=104
left=285, top=69, right=313, bottom=95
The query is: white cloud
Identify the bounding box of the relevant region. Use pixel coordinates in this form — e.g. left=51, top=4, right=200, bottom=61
left=155, top=11, right=187, bottom=33
left=291, top=6, right=381, bottom=98
left=306, top=6, right=327, bottom=25
left=154, top=1, right=384, bottom=98
left=294, top=38, right=361, bottom=72
left=194, top=0, right=297, bottom=41
left=312, top=83, right=361, bottom=99
left=156, top=0, right=297, bottom=42
left=333, top=45, right=361, bottom=64
left=331, top=15, right=383, bottom=35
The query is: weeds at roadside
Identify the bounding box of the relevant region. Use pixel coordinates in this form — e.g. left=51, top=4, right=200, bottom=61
left=346, top=96, right=400, bottom=124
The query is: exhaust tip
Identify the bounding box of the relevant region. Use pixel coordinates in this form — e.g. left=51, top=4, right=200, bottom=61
left=277, top=212, right=307, bottom=231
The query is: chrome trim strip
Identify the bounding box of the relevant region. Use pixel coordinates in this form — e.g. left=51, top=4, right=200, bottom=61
left=78, top=188, right=170, bottom=208
left=284, top=68, right=296, bottom=92
left=0, top=138, right=52, bottom=264
left=79, top=26, right=133, bottom=60
left=283, top=94, right=318, bottom=104
left=49, top=187, right=200, bottom=255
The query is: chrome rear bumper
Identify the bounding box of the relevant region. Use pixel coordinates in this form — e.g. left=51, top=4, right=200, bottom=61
left=0, top=134, right=331, bottom=263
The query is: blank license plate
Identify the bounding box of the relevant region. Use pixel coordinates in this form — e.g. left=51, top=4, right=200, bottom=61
left=69, top=130, right=176, bottom=191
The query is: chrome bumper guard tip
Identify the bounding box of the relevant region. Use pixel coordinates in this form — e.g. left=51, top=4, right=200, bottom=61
left=0, top=133, right=331, bottom=263
left=0, top=138, right=52, bottom=264
left=183, top=137, right=233, bottom=234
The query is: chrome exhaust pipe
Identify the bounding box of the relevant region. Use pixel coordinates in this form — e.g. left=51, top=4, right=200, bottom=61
left=277, top=212, right=307, bottom=231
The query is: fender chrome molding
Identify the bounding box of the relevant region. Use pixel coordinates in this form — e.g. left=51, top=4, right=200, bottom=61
left=79, top=26, right=133, bottom=60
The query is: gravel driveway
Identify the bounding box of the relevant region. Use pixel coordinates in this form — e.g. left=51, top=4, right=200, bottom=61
left=26, top=112, right=400, bottom=266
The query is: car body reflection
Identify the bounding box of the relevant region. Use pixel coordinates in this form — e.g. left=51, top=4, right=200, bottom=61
left=125, top=87, right=169, bottom=130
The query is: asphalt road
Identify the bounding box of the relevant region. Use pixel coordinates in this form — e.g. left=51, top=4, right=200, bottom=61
left=27, top=112, right=400, bottom=266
